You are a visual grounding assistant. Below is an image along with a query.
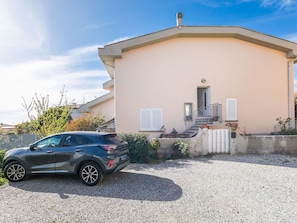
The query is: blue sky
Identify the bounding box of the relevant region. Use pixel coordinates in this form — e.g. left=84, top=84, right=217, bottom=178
left=1, top=0, right=297, bottom=125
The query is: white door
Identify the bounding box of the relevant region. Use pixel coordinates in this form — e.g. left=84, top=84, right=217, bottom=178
left=197, top=87, right=210, bottom=116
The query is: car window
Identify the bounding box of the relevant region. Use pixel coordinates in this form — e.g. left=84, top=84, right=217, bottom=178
left=76, top=135, right=93, bottom=145
left=102, top=134, right=122, bottom=143
left=36, top=135, right=62, bottom=148
left=62, top=135, right=93, bottom=146
left=63, top=135, right=78, bottom=146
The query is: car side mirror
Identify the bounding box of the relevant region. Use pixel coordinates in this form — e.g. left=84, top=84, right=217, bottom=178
left=29, top=144, right=35, bottom=150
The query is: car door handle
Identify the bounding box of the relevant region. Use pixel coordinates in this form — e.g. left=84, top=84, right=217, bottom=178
left=76, top=149, right=83, bottom=152
left=46, top=150, right=54, bottom=153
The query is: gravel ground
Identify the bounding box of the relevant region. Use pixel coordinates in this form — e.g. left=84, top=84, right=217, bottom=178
left=1, top=154, right=297, bottom=223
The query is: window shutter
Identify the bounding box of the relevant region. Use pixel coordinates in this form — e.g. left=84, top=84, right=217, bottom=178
left=152, top=109, right=162, bottom=130
left=140, top=109, right=162, bottom=131
left=141, top=110, right=151, bottom=130
left=226, top=99, right=237, bottom=121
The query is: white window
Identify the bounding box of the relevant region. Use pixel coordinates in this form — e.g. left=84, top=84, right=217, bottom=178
left=226, top=98, right=237, bottom=121
left=140, top=109, right=162, bottom=131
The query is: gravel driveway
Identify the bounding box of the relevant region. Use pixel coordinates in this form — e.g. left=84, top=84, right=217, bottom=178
left=1, top=154, right=297, bottom=223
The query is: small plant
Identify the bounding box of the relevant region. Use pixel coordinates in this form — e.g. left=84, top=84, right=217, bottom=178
left=173, top=140, right=188, bottom=156
left=0, top=149, right=6, bottom=169
left=150, top=138, right=160, bottom=150
left=276, top=117, right=297, bottom=135
left=0, top=149, right=7, bottom=186
left=0, top=177, right=6, bottom=186
left=171, top=128, right=178, bottom=134
left=225, top=122, right=239, bottom=131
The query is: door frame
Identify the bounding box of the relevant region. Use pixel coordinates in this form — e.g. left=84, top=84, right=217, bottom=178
left=197, top=87, right=211, bottom=117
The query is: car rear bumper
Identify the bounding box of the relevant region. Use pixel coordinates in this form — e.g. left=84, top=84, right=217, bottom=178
left=109, top=158, right=130, bottom=174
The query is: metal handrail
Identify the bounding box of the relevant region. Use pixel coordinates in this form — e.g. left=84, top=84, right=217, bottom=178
left=184, top=103, right=222, bottom=130
left=196, top=103, right=222, bottom=119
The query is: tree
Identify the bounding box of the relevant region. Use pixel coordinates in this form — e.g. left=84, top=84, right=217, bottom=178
left=16, top=122, right=34, bottom=134
left=65, top=112, right=104, bottom=131
left=22, top=88, right=72, bottom=138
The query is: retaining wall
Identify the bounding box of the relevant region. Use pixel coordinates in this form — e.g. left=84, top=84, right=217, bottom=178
left=158, top=129, right=297, bottom=157
left=231, top=134, right=297, bottom=155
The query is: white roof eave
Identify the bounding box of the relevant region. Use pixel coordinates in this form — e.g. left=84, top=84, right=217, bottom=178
left=98, top=26, right=297, bottom=77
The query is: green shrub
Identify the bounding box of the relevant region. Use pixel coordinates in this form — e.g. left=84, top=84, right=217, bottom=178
left=173, top=140, right=189, bottom=157
left=150, top=138, right=160, bottom=150
left=276, top=117, right=297, bottom=135
left=119, top=133, right=150, bottom=163
left=0, top=177, right=6, bottom=186
left=0, top=149, right=7, bottom=186
left=0, top=149, right=6, bottom=169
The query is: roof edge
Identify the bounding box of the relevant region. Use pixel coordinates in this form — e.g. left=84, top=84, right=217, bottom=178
left=78, top=92, right=114, bottom=112
left=99, top=26, right=297, bottom=56
left=98, top=26, right=297, bottom=77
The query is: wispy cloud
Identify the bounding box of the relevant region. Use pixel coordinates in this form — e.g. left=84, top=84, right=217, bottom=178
left=106, top=36, right=134, bottom=45
left=192, top=0, right=221, bottom=8
left=0, top=45, right=110, bottom=124
left=0, top=2, right=109, bottom=124
left=82, top=22, right=114, bottom=31
left=1, top=44, right=109, bottom=99
left=195, top=0, right=297, bottom=9
left=0, top=1, right=48, bottom=64
left=260, top=0, right=297, bottom=9
left=283, top=33, right=297, bottom=42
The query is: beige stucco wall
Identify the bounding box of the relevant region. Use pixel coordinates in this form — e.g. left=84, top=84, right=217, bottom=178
left=114, top=37, right=294, bottom=135
left=89, top=98, right=114, bottom=121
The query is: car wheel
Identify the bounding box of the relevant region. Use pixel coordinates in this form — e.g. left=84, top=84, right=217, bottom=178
left=79, top=162, right=103, bottom=186
left=4, top=161, right=26, bottom=182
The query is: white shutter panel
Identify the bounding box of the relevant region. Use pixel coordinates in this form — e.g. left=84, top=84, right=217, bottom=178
left=152, top=109, right=162, bottom=130
left=140, top=110, right=151, bottom=130
left=226, top=99, right=237, bottom=121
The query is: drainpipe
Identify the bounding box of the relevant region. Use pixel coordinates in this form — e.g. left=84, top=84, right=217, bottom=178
left=292, top=59, right=297, bottom=128
left=288, top=61, right=291, bottom=128
left=287, top=60, right=295, bottom=128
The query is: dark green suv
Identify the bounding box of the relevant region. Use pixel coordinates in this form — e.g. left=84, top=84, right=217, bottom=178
left=3, top=131, right=129, bottom=186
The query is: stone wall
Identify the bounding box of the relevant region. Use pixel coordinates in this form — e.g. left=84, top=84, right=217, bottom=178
left=158, top=129, right=209, bottom=158
left=158, top=129, right=297, bottom=157
left=230, top=134, right=297, bottom=155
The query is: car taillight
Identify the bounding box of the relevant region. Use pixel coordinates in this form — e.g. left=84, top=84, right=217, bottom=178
left=102, top=145, right=117, bottom=151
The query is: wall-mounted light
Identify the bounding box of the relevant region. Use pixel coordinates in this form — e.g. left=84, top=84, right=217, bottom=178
left=201, top=78, right=206, bottom=83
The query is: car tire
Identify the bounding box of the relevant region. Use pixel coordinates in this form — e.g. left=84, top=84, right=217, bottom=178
left=79, top=162, right=103, bottom=186
left=4, top=161, right=27, bottom=182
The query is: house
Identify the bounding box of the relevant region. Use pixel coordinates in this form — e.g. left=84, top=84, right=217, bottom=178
left=75, top=79, right=114, bottom=130
left=92, top=12, right=297, bottom=136
left=0, top=123, right=16, bottom=134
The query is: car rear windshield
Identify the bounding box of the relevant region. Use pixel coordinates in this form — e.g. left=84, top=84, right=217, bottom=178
left=102, top=134, right=123, bottom=144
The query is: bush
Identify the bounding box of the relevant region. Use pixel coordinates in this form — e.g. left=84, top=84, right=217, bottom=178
left=276, top=117, right=297, bottom=135
left=0, top=149, right=6, bottom=169
left=119, top=133, right=150, bottom=163
left=65, top=113, right=105, bottom=131
left=0, top=177, right=6, bottom=186
left=0, top=149, right=7, bottom=186
left=150, top=138, right=160, bottom=150
left=173, top=140, right=189, bottom=157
